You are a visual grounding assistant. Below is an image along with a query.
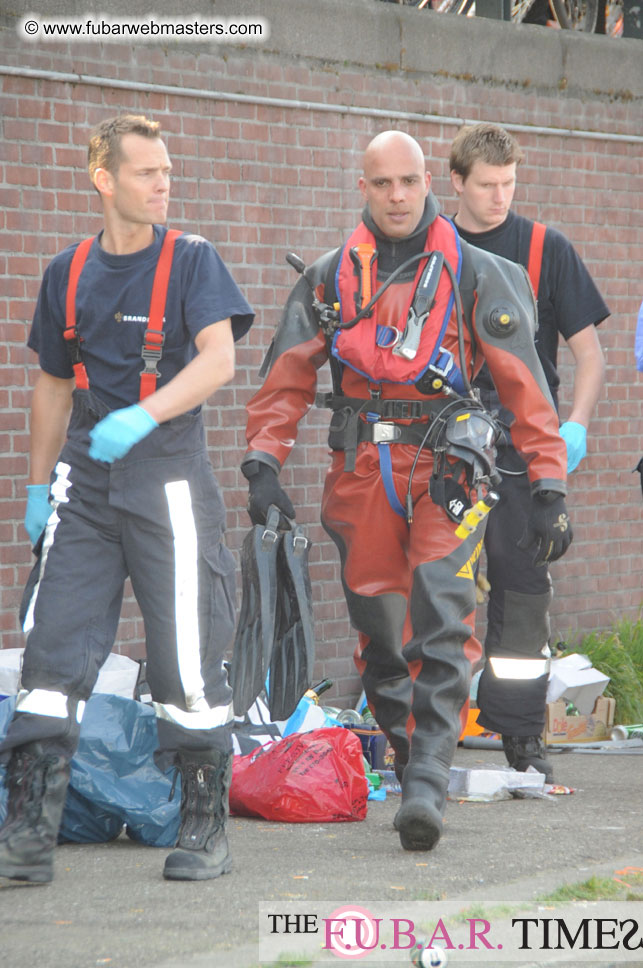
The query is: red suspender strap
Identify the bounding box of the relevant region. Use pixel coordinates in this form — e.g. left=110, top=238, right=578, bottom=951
left=64, top=230, right=180, bottom=400
left=139, top=229, right=181, bottom=400
left=64, top=237, right=94, bottom=390
left=527, top=221, right=546, bottom=298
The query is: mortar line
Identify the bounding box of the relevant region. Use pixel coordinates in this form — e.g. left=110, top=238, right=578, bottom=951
left=2, top=64, right=643, bottom=145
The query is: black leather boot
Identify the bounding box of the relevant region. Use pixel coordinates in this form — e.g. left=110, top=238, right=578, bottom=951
left=502, top=734, right=553, bottom=782
left=0, top=742, right=71, bottom=884
left=163, top=749, right=233, bottom=881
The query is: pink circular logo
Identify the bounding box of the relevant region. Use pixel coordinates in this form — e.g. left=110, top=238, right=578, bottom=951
left=325, top=905, right=381, bottom=959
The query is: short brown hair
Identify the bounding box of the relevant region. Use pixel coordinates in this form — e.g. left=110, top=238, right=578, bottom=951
left=449, top=123, right=524, bottom=180
left=88, top=114, right=161, bottom=182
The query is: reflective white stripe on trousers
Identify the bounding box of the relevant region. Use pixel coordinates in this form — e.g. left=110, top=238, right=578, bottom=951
left=22, top=460, right=72, bottom=634
left=162, top=479, right=232, bottom=730
left=488, top=657, right=551, bottom=680
left=15, top=688, right=86, bottom=723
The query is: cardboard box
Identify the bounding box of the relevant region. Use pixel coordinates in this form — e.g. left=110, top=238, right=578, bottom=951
left=546, top=653, right=610, bottom=715
left=544, top=695, right=616, bottom=745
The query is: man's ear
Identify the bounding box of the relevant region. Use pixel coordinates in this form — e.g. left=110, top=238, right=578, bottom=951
left=93, top=167, right=114, bottom=198
left=450, top=170, right=464, bottom=196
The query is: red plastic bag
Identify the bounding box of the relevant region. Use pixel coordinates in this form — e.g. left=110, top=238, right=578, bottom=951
left=230, top=727, right=368, bottom=823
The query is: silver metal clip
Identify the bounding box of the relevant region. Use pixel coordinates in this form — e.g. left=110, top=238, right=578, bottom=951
left=392, top=307, right=428, bottom=361
left=371, top=422, right=401, bottom=443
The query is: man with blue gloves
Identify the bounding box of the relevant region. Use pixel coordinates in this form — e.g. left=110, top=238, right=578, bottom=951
left=1, top=114, right=253, bottom=884
left=25, top=405, right=159, bottom=539
left=450, top=123, right=608, bottom=781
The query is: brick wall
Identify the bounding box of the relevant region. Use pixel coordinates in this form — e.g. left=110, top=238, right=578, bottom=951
left=1, top=7, right=642, bottom=706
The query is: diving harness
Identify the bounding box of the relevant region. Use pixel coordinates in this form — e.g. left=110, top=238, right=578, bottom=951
left=284, top=248, right=502, bottom=538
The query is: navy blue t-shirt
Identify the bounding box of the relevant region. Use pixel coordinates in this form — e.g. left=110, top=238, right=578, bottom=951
left=29, top=225, right=254, bottom=411
left=454, top=210, right=610, bottom=405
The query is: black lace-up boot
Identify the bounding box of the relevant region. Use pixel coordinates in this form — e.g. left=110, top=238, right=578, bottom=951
left=163, top=748, right=233, bottom=881
left=502, top=734, right=553, bottom=782
left=0, top=742, right=71, bottom=884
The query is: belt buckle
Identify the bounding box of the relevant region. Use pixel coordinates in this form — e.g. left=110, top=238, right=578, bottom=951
left=372, top=422, right=399, bottom=443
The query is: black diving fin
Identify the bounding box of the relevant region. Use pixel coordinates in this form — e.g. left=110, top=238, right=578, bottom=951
left=230, top=505, right=281, bottom=716
left=267, top=521, right=315, bottom=722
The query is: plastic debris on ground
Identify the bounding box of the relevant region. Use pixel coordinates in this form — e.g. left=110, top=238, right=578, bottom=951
left=230, top=726, right=369, bottom=822
left=377, top=770, right=402, bottom=795
left=364, top=763, right=386, bottom=801
left=231, top=692, right=342, bottom=756
left=374, top=766, right=574, bottom=801
left=447, top=763, right=574, bottom=801
left=230, top=688, right=583, bottom=810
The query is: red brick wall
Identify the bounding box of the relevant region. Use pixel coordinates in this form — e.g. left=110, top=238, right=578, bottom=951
left=1, top=36, right=641, bottom=706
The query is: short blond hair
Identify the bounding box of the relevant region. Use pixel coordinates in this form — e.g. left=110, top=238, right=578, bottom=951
left=88, top=114, right=161, bottom=182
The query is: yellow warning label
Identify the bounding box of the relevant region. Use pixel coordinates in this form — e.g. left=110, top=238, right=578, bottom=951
left=456, top=538, right=483, bottom=579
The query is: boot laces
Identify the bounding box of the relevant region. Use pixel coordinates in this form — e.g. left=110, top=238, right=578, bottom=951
left=506, top=735, right=546, bottom=757
left=175, top=759, right=228, bottom=850
left=4, top=749, right=58, bottom=827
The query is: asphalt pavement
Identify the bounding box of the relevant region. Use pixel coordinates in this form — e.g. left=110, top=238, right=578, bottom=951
left=1, top=744, right=642, bottom=968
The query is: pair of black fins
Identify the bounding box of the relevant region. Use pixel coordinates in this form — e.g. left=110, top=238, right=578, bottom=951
left=231, top=505, right=315, bottom=722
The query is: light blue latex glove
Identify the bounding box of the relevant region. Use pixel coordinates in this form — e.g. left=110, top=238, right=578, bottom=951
left=24, top=484, right=51, bottom=546
left=559, top=421, right=587, bottom=474
left=635, top=299, right=643, bottom=372
left=89, top=405, right=158, bottom=463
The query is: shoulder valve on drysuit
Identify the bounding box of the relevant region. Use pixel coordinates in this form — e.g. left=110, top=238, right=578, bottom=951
left=285, top=248, right=503, bottom=534
left=230, top=505, right=315, bottom=722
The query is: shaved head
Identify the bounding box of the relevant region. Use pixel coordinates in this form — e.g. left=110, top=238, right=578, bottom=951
left=359, top=130, right=431, bottom=239
left=363, top=130, right=426, bottom=177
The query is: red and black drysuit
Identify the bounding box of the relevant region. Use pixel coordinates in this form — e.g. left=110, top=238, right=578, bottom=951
left=243, top=196, right=567, bottom=819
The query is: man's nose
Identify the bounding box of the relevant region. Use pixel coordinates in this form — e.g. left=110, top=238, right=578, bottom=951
left=155, top=171, right=170, bottom=192
left=389, top=179, right=406, bottom=201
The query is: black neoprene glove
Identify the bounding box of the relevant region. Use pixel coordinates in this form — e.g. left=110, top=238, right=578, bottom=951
left=242, top=460, right=295, bottom=527
left=517, top=490, right=573, bottom=566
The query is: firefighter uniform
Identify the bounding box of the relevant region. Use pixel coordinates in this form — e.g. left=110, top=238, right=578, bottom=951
left=455, top=211, right=608, bottom=759
left=1, top=227, right=253, bottom=762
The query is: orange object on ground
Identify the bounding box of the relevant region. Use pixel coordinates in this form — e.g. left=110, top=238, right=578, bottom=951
left=459, top=706, right=485, bottom=739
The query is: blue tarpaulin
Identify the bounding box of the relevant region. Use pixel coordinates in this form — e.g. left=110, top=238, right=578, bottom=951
left=0, top=694, right=179, bottom=847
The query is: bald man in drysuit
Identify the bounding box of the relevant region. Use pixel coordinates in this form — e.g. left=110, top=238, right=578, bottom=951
left=241, top=131, right=572, bottom=852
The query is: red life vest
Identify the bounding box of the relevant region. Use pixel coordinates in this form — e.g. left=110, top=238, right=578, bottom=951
left=332, top=215, right=462, bottom=386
